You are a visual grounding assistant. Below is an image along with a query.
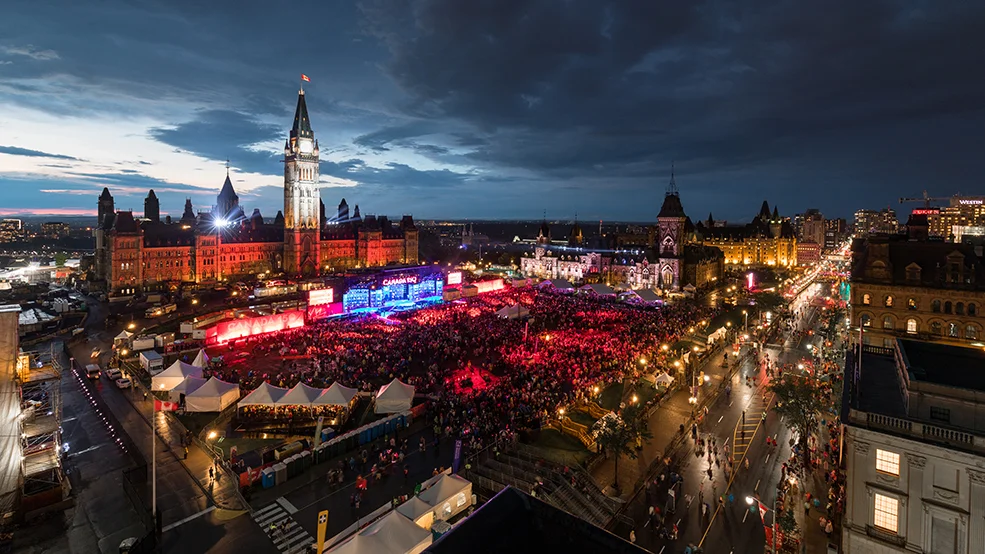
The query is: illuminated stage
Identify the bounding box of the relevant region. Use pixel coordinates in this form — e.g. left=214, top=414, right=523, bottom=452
left=343, top=266, right=445, bottom=315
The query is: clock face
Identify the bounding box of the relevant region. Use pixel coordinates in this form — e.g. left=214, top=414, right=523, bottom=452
left=299, top=140, right=313, bottom=154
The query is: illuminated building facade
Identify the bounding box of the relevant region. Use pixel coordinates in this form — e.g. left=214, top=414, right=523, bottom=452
left=696, top=201, right=797, bottom=267
left=927, top=197, right=985, bottom=241
left=855, top=208, right=899, bottom=237
left=93, top=90, right=418, bottom=296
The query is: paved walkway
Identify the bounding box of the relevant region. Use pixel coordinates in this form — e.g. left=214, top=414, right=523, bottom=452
left=590, top=341, right=749, bottom=500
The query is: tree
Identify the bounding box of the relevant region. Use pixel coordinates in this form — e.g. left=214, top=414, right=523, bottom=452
left=54, top=253, right=67, bottom=267
left=592, top=404, right=652, bottom=491
left=769, top=373, right=826, bottom=465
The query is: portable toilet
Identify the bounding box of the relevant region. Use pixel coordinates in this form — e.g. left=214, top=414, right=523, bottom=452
left=285, top=454, right=299, bottom=479
left=299, top=450, right=312, bottom=470
left=273, top=463, right=287, bottom=486
left=321, top=427, right=335, bottom=443
left=261, top=467, right=276, bottom=489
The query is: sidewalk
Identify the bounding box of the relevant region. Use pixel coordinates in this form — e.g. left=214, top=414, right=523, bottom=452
left=590, top=342, right=746, bottom=500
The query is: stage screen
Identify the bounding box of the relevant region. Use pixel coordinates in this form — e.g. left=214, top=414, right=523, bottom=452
left=308, top=288, right=334, bottom=306
left=446, top=271, right=463, bottom=286
left=206, top=310, right=305, bottom=344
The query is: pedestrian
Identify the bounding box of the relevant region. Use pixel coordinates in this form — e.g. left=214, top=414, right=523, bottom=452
left=183, top=445, right=188, bottom=460
left=825, top=519, right=833, bottom=537
left=209, top=467, right=214, bottom=481
left=629, top=529, right=636, bottom=544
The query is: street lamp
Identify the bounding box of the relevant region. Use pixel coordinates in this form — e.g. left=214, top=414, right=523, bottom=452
left=743, top=309, right=748, bottom=331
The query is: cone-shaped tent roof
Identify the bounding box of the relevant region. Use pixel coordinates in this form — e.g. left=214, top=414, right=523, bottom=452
left=278, top=382, right=325, bottom=407
left=184, top=377, right=240, bottom=412
left=151, top=360, right=203, bottom=391
left=171, top=376, right=207, bottom=396
left=238, top=382, right=289, bottom=407
left=315, top=382, right=358, bottom=406
left=192, top=348, right=210, bottom=368
left=375, top=378, right=415, bottom=414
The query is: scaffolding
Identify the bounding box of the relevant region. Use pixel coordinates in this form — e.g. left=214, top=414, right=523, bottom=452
left=0, top=304, right=68, bottom=523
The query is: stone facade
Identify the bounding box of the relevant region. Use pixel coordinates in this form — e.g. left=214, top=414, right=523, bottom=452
left=696, top=201, right=798, bottom=267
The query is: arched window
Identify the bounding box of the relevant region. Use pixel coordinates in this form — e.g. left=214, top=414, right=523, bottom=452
left=949, top=323, right=959, bottom=337
left=956, top=302, right=965, bottom=315
left=882, top=315, right=894, bottom=330
left=965, top=325, right=978, bottom=340
left=885, top=296, right=894, bottom=307
left=860, top=314, right=872, bottom=327
left=945, top=301, right=953, bottom=314
left=863, top=294, right=871, bottom=305
left=907, top=298, right=917, bottom=311
left=932, top=300, right=941, bottom=313
left=970, top=303, right=978, bottom=316
left=906, top=319, right=918, bottom=334
left=931, top=321, right=942, bottom=335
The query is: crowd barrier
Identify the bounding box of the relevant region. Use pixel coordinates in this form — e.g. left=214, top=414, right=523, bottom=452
left=239, top=411, right=412, bottom=489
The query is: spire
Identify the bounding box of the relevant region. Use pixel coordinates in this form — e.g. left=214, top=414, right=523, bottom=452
left=772, top=206, right=779, bottom=220
left=759, top=200, right=771, bottom=219
left=707, top=212, right=714, bottom=226
left=290, top=89, right=314, bottom=141
left=100, top=187, right=113, bottom=200
left=217, top=172, right=239, bottom=218
left=353, top=205, right=361, bottom=219
left=666, top=161, right=678, bottom=196
left=182, top=198, right=195, bottom=221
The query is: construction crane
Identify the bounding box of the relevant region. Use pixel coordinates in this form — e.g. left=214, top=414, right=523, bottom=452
left=898, top=190, right=953, bottom=209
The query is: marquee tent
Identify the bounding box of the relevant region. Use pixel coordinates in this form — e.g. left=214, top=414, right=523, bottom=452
left=237, top=382, right=289, bottom=407
left=396, top=496, right=435, bottom=530
left=418, top=474, right=473, bottom=521
left=654, top=372, right=675, bottom=386
left=579, top=283, right=616, bottom=296
left=278, top=382, right=325, bottom=407
left=364, top=511, right=432, bottom=554
left=375, top=378, right=415, bottom=414
left=184, top=377, right=240, bottom=412
left=495, top=304, right=530, bottom=320
left=316, top=382, right=358, bottom=406
left=151, top=360, right=203, bottom=392
left=621, top=288, right=661, bottom=303
left=168, top=376, right=207, bottom=402
left=537, top=279, right=574, bottom=291
left=113, top=330, right=133, bottom=342
left=192, top=348, right=210, bottom=368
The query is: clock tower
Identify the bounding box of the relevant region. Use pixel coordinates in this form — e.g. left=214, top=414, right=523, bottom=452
left=283, top=88, right=321, bottom=276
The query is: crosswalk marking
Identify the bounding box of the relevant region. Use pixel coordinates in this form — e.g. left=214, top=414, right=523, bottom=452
left=732, top=389, right=773, bottom=463
left=253, top=501, right=314, bottom=554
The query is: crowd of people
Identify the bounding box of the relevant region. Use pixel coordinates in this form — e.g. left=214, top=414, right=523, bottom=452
left=198, top=286, right=721, bottom=452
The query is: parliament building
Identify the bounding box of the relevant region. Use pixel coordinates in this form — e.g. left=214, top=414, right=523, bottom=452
left=93, top=90, right=418, bottom=296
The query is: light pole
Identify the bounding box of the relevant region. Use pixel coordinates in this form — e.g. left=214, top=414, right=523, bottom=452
left=743, top=309, right=748, bottom=332
left=747, top=493, right=778, bottom=554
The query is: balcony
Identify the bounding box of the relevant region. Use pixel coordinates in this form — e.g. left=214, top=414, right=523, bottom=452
left=865, top=525, right=906, bottom=547
left=851, top=408, right=985, bottom=454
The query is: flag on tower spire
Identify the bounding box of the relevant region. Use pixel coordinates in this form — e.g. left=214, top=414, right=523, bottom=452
left=301, top=73, right=310, bottom=82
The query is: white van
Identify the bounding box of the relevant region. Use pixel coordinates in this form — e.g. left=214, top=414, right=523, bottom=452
left=105, top=368, right=123, bottom=380
left=85, top=364, right=101, bottom=379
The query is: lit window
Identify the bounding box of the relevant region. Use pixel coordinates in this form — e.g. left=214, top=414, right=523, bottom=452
left=873, top=493, right=899, bottom=533
left=862, top=294, right=871, bottom=305
left=875, top=450, right=900, bottom=476
left=906, top=319, right=918, bottom=334
left=885, top=296, right=894, bottom=307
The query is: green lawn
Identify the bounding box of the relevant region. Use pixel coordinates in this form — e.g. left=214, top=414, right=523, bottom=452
left=598, top=382, right=625, bottom=411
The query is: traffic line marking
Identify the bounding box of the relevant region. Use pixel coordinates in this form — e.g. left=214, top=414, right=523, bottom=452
left=162, top=506, right=216, bottom=532
left=755, top=479, right=761, bottom=491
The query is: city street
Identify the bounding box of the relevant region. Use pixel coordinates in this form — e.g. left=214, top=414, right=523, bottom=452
left=621, top=301, right=830, bottom=554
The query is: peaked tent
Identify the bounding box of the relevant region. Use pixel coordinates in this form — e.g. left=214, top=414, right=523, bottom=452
left=537, top=279, right=574, bottom=291
left=363, top=510, right=432, bottom=554
left=396, top=496, right=435, bottom=529
left=151, top=360, right=203, bottom=392
left=579, top=283, right=616, bottom=296
left=375, top=378, right=415, bottom=414
left=495, top=304, right=530, bottom=320
left=418, top=473, right=473, bottom=521
left=184, top=377, right=240, bottom=412
left=315, top=382, right=358, bottom=406
left=192, top=348, right=210, bottom=368
left=168, top=376, right=207, bottom=402
left=654, top=372, right=675, bottom=386
left=238, top=382, right=289, bottom=407
left=277, top=382, right=325, bottom=407
left=622, top=288, right=660, bottom=303
left=113, top=330, right=133, bottom=342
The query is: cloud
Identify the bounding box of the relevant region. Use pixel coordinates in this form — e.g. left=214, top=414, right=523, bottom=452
left=149, top=110, right=283, bottom=175
left=0, top=45, right=59, bottom=60
left=0, top=145, right=80, bottom=160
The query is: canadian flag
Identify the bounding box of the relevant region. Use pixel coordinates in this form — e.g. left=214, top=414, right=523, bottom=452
left=757, top=499, right=769, bottom=522
left=301, top=74, right=310, bottom=82
left=154, top=399, right=178, bottom=412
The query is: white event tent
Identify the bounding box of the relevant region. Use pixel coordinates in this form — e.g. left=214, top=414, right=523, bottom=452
left=375, top=378, right=415, bottom=414
left=330, top=511, right=432, bottom=554
left=537, top=278, right=574, bottom=291
left=316, top=382, right=358, bottom=407
left=579, top=283, right=616, bottom=296
left=192, top=349, right=210, bottom=368
left=184, top=377, right=240, bottom=412
left=151, top=360, right=203, bottom=392
left=495, top=304, right=530, bottom=319
left=396, top=496, right=435, bottom=529
left=418, top=474, right=473, bottom=522
left=237, top=382, right=289, bottom=408
left=168, top=376, right=207, bottom=402
left=278, top=383, right=325, bottom=407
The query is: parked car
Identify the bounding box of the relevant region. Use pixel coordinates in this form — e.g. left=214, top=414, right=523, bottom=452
left=105, top=368, right=122, bottom=380
left=85, top=364, right=101, bottom=379
left=115, top=378, right=132, bottom=389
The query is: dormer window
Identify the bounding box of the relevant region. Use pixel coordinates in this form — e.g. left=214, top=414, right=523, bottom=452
left=905, top=263, right=921, bottom=283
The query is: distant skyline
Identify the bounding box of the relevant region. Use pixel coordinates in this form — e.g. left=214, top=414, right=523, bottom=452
left=1, top=2, right=982, bottom=221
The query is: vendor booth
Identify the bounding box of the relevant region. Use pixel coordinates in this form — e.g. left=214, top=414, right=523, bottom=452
left=168, top=376, right=207, bottom=402
left=318, top=382, right=358, bottom=406
left=151, top=360, right=203, bottom=392
left=396, top=496, right=435, bottom=530
left=375, top=378, right=415, bottom=414
left=184, top=377, right=240, bottom=412
left=537, top=279, right=574, bottom=291
left=330, top=511, right=432, bottom=554
left=579, top=283, right=616, bottom=296
left=237, top=382, right=289, bottom=408
left=192, top=348, right=210, bottom=368
left=418, top=474, right=473, bottom=522
left=278, top=382, right=325, bottom=407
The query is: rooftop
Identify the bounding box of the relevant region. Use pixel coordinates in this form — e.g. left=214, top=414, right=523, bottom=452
left=899, top=339, right=985, bottom=392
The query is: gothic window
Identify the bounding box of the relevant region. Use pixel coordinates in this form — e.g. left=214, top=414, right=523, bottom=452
left=970, top=303, right=978, bottom=316
left=932, top=300, right=941, bottom=313
left=956, top=302, right=965, bottom=315
left=945, top=301, right=953, bottom=314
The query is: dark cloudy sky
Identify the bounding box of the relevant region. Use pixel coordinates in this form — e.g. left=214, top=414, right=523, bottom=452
left=1, top=1, right=982, bottom=222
